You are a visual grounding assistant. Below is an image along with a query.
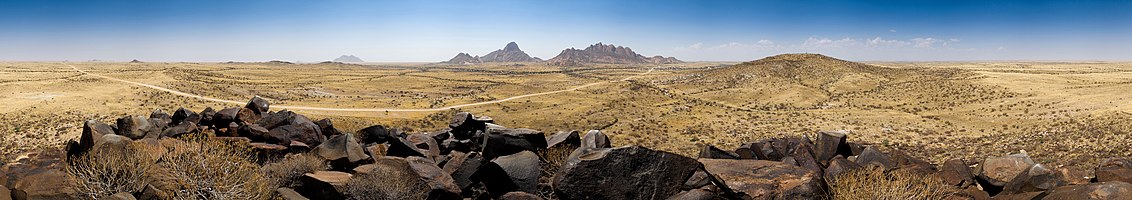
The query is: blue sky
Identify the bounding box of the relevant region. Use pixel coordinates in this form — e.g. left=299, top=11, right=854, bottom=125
left=1, top=0, right=1129, bottom=62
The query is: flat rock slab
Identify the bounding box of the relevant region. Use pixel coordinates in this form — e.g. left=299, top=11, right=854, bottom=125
left=698, top=159, right=824, bottom=199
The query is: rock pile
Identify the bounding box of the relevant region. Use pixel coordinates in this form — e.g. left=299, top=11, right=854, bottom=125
left=2, top=97, right=1131, bottom=200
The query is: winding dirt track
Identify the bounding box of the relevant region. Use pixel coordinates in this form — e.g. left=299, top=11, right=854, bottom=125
left=69, top=64, right=653, bottom=112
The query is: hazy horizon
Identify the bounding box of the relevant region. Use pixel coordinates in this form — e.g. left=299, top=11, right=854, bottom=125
left=2, top=0, right=1129, bottom=62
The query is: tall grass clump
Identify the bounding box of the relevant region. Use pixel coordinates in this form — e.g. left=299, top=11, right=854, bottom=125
left=826, top=167, right=954, bottom=200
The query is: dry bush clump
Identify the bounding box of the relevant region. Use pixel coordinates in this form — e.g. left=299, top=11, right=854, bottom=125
left=826, top=167, right=954, bottom=200
left=262, top=153, right=327, bottom=188
left=537, top=145, right=577, bottom=199
left=343, top=168, right=428, bottom=200
left=65, top=144, right=157, bottom=199
left=157, top=135, right=276, bottom=200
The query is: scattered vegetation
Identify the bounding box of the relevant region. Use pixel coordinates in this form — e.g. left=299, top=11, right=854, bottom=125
left=343, top=167, right=429, bottom=200
left=826, top=167, right=955, bottom=200
left=65, top=143, right=156, bottom=199
left=262, top=153, right=327, bottom=188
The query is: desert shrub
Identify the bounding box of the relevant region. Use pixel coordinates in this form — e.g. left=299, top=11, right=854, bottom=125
left=262, top=153, right=327, bottom=188
left=826, top=167, right=954, bottom=200
left=157, top=136, right=275, bottom=200
left=65, top=143, right=157, bottom=199
left=343, top=168, right=428, bottom=200
left=537, top=145, right=577, bottom=200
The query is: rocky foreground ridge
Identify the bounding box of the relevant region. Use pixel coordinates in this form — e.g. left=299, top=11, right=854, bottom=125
left=1, top=97, right=1131, bottom=200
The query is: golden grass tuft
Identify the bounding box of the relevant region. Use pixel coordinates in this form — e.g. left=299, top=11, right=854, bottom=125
left=156, top=136, right=276, bottom=200
left=826, top=167, right=955, bottom=200
left=262, top=153, right=327, bottom=188
left=65, top=143, right=157, bottom=199
left=343, top=168, right=429, bottom=200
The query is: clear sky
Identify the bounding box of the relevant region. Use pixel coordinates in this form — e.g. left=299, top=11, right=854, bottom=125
left=1, top=0, right=1129, bottom=62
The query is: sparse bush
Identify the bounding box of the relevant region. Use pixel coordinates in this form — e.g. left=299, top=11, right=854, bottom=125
left=343, top=168, right=428, bottom=200
left=157, top=136, right=275, bottom=200
left=826, top=167, right=954, bottom=200
left=537, top=145, right=577, bottom=200
left=262, top=153, right=327, bottom=188
left=65, top=144, right=157, bottom=199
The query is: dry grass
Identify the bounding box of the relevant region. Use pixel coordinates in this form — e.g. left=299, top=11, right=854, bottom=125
left=262, top=153, right=328, bottom=188
left=65, top=143, right=157, bottom=199
left=156, top=135, right=276, bottom=200
left=826, top=167, right=955, bottom=200
left=343, top=167, right=429, bottom=200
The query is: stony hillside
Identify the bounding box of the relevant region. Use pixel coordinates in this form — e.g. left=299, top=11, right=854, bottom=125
left=2, top=97, right=1130, bottom=200
left=444, top=52, right=482, bottom=64
left=546, top=43, right=682, bottom=66
left=444, top=42, right=540, bottom=64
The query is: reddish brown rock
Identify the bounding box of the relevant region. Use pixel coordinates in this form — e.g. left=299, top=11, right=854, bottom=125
left=1042, top=181, right=1132, bottom=200
left=1095, top=158, right=1132, bottom=184
left=698, top=159, right=824, bottom=199
left=977, top=153, right=1036, bottom=187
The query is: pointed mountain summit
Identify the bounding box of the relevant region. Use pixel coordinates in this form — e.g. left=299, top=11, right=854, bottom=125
left=547, top=42, right=681, bottom=66
left=446, top=42, right=541, bottom=64
left=332, top=55, right=365, bottom=63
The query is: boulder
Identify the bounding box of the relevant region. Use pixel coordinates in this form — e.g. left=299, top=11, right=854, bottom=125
left=1095, top=158, right=1132, bottom=184
left=734, top=143, right=757, bottom=159
left=198, top=107, right=216, bottom=126
left=939, top=159, right=976, bottom=188
left=825, top=155, right=860, bottom=182
left=10, top=169, right=75, bottom=200
left=482, top=127, right=546, bottom=160
left=500, top=191, right=543, bottom=200
left=788, top=142, right=823, bottom=174
left=581, top=130, right=611, bottom=149
left=546, top=130, right=581, bottom=149
left=245, top=96, right=270, bottom=115
left=237, top=124, right=270, bottom=141
left=386, top=137, right=427, bottom=158
left=1042, top=181, right=1132, bottom=200
left=698, top=145, right=739, bottom=159
left=314, top=119, right=341, bottom=137
left=473, top=151, right=540, bottom=196
left=553, top=146, right=700, bottom=200
left=977, top=153, right=1036, bottom=187
left=442, top=152, right=483, bottom=191
left=296, top=171, right=351, bottom=200
left=266, top=119, right=325, bottom=147
left=699, top=159, right=824, bottom=199
left=76, top=120, right=115, bottom=155
left=357, top=125, right=399, bottom=144
left=170, top=107, right=200, bottom=126
left=407, top=133, right=441, bottom=161
left=235, top=107, right=260, bottom=124
left=159, top=122, right=197, bottom=138
left=1000, top=164, right=1064, bottom=195
left=813, top=130, right=850, bottom=164
left=449, top=112, right=487, bottom=139
left=212, top=107, right=240, bottom=127
left=115, top=115, right=154, bottom=139
left=149, top=109, right=172, bottom=127
left=93, top=134, right=133, bottom=151
left=250, top=143, right=289, bottom=161
left=311, top=134, right=369, bottom=169
left=855, top=147, right=895, bottom=170
left=682, top=170, right=713, bottom=190
left=276, top=187, right=309, bottom=200
left=256, top=110, right=296, bottom=130
left=365, top=144, right=388, bottom=159
left=751, top=140, right=784, bottom=161
left=1057, top=167, right=1093, bottom=185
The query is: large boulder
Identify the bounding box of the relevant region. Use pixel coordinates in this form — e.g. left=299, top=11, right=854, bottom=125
left=256, top=110, right=296, bottom=130
left=314, top=119, right=342, bottom=137
left=407, top=133, right=441, bottom=161
left=93, top=134, right=133, bottom=151
left=1042, top=181, right=1132, bottom=199
left=170, top=107, right=200, bottom=126
left=698, top=145, right=739, bottom=159
left=553, top=146, right=701, bottom=200
left=386, top=137, right=427, bottom=158
left=357, top=125, right=399, bottom=144
left=813, top=130, right=850, bottom=164
left=938, top=159, right=976, bottom=188
left=10, top=169, right=76, bottom=200
left=235, top=107, right=261, bottom=125
left=824, top=156, right=860, bottom=182
left=149, top=109, right=172, bottom=127
left=1000, top=164, right=1064, bottom=195
left=473, top=151, right=540, bottom=197
left=115, top=115, right=154, bottom=139
left=198, top=107, right=216, bottom=126
left=482, top=127, right=546, bottom=160
left=449, top=112, right=487, bottom=139
left=977, top=153, right=1036, bottom=187
left=311, top=134, right=370, bottom=169
left=245, top=96, right=270, bottom=115
left=580, top=130, right=611, bottom=149
left=296, top=171, right=351, bottom=200
left=699, top=159, right=824, bottom=199
left=442, top=151, right=483, bottom=191
left=264, top=115, right=325, bottom=147
left=159, top=122, right=198, bottom=138
left=76, top=120, right=115, bottom=156
left=854, top=146, right=895, bottom=169
left=546, top=130, right=581, bottom=149
left=1095, top=158, right=1132, bottom=184
left=212, top=107, right=241, bottom=127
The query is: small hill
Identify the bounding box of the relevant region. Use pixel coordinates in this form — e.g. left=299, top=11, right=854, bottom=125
left=547, top=43, right=682, bottom=66
left=332, top=55, right=365, bottom=63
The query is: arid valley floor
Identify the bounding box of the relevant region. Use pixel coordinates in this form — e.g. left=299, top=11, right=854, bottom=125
left=3, top=54, right=1132, bottom=172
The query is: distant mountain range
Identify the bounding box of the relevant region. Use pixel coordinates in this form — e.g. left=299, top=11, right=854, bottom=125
left=443, top=42, right=679, bottom=66
left=332, top=55, right=365, bottom=63
left=546, top=42, right=682, bottom=66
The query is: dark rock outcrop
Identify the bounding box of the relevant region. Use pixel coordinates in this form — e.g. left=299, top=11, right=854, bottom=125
left=553, top=146, right=700, bottom=200
left=547, top=43, right=682, bottom=66
left=699, top=159, right=824, bottom=199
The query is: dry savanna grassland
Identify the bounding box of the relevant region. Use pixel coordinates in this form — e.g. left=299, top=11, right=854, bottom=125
left=2, top=54, right=1131, bottom=172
